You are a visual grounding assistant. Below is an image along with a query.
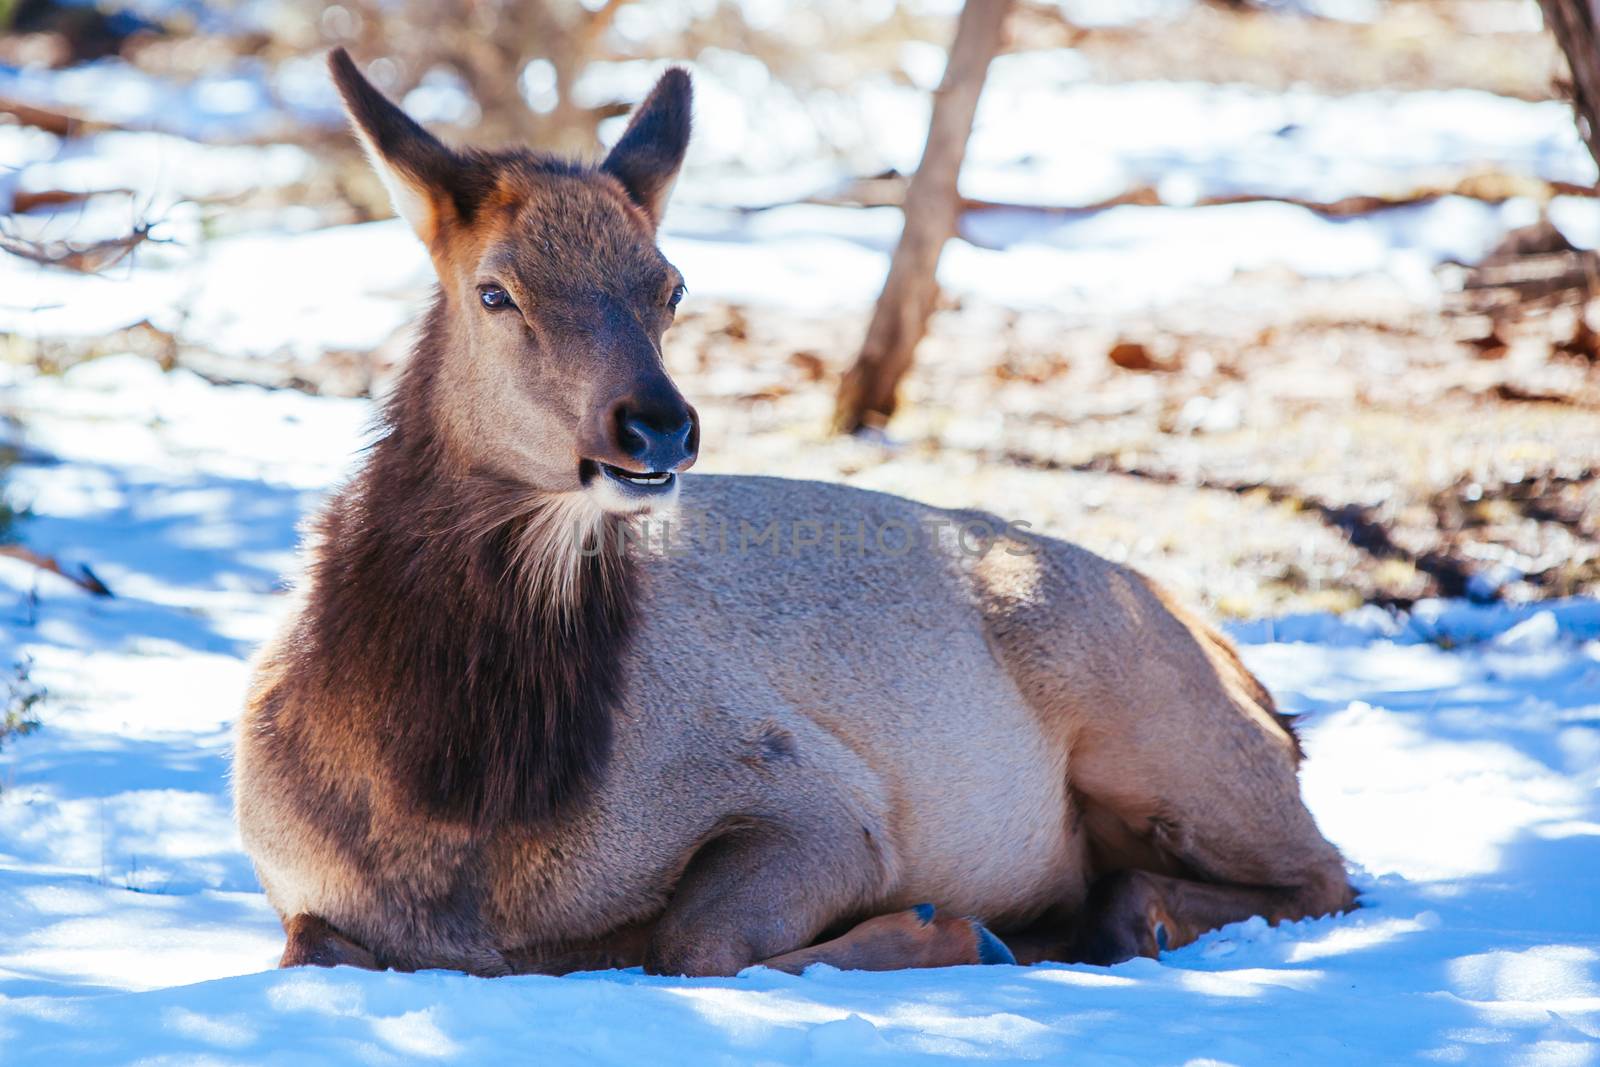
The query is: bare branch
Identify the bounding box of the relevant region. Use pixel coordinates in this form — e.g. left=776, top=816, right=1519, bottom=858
left=0, top=544, right=114, bottom=597
left=0, top=222, right=168, bottom=274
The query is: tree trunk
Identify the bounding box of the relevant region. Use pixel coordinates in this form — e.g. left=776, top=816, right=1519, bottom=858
left=833, top=0, right=1009, bottom=434
left=1540, top=0, right=1600, bottom=180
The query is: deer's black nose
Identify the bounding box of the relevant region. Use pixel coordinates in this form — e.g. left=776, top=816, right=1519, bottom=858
left=611, top=395, right=698, bottom=474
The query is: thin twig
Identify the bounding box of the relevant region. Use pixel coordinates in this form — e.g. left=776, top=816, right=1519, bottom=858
left=0, top=544, right=114, bottom=597
left=0, top=222, right=170, bottom=274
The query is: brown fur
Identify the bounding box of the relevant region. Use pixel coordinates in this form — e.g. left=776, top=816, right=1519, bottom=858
left=233, top=51, right=1354, bottom=979
left=296, top=354, right=635, bottom=828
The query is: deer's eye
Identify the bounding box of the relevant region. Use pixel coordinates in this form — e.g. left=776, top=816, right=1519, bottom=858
left=479, top=285, right=514, bottom=310
left=667, top=283, right=686, bottom=311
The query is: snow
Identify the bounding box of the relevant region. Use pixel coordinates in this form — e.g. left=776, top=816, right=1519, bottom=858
left=3, top=55, right=1593, bottom=353
left=0, top=57, right=338, bottom=142
left=0, top=219, right=429, bottom=355
left=661, top=191, right=1539, bottom=313
left=14, top=132, right=314, bottom=209
left=594, top=56, right=1597, bottom=208
left=964, top=78, right=1597, bottom=208
left=0, top=187, right=1564, bottom=352
left=0, top=355, right=1597, bottom=1064
left=5, top=22, right=1584, bottom=202
left=5, top=52, right=1596, bottom=349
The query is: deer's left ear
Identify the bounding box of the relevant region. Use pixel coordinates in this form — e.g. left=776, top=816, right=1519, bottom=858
left=602, top=68, right=692, bottom=229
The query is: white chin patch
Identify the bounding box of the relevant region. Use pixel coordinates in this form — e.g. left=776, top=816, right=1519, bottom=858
left=590, top=471, right=681, bottom=515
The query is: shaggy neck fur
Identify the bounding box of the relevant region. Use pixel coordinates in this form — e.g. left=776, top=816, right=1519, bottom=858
left=301, top=298, right=636, bottom=829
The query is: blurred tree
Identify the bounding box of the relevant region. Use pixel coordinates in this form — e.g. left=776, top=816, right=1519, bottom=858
left=301, top=0, right=963, bottom=225
left=833, top=0, right=1010, bottom=435
left=1539, top=0, right=1600, bottom=178
left=2, top=0, right=153, bottom=62
left=326, top=0, right=629, bottom=155
left=314, top=1, right=943, bottom=158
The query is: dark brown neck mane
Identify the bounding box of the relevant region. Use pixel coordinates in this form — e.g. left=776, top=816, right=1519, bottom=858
left=299, top=299, right=635, bottom=829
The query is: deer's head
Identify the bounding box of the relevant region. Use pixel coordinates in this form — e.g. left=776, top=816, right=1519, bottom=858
left=330, top=49, right=698, bottom=514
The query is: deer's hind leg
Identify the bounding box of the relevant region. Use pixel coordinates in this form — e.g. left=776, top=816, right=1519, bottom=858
left=1077, top=866, right=1355, bottom=964
left=983, top=554, right=1354, bottom=966
left=279, top=913, right=381, bottom=970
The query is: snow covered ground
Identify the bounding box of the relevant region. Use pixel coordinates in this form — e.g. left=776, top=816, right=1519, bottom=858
left=2, top=177, right=1590, bottom=354
left=5, top=54, right=1599, bottom=351
left=0, top=356, right=1596, bottom=1065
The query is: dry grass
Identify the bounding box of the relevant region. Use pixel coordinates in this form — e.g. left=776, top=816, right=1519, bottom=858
left=0, top=658, right=43, bottom=790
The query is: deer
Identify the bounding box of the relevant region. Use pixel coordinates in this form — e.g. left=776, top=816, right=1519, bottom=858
left=232, top=49, right=1355, bottom=978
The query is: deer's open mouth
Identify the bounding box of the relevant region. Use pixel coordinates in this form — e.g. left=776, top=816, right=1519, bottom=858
left=597, top=462, right=677, bottom=495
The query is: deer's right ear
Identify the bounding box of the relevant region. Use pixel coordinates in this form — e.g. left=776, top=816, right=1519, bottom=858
left=328, top=48, right=487, bottom=245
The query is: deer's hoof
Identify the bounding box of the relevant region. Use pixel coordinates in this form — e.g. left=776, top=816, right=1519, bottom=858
left=973, top=920, right=1017, bottom=966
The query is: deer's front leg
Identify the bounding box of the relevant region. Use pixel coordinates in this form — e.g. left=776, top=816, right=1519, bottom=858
left=644, top=810, right=888, bottom=977
left=644, top=813, right=1014, bottom=977
left=279, top=913, right=381, bottom=970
